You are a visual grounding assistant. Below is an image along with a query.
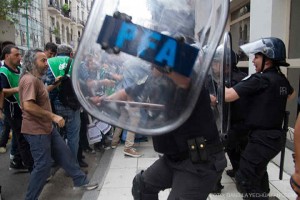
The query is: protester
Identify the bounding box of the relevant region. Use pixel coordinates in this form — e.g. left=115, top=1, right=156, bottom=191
left=19, top=48, right=98, bottom=200
left=44, top=42, right=57, bottom=58
left=0, top=76, right=3, bottom=200
left=46, top=44, right=81, bottom=162
left=78, top=53, right=115, bottom=153
left=291, top=113, right=300, bottom=199
left=0, top=44, right=33, bottom=172
left=110, top=59, right=151, bottom=157
left=0, top=41, right=17, bottom=158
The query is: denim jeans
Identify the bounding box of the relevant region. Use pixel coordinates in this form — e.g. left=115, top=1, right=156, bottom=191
left=24, top=128, right=88, bottom=200
left=54, top=102, right=81, bottom=161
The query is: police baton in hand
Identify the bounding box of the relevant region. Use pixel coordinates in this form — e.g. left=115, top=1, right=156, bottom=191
left=279, top=111, right=290, bottom=180
left=102, top=99, right=165, bottom=110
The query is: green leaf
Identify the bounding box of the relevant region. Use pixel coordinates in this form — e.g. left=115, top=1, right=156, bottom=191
left=0, top=0, right=31, bottom=23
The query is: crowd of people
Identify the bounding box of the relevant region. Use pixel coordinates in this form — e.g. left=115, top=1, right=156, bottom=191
left=0, top=41, right=151, bottom=199
left=0, top=42, right=101, bottom=200
left=0, top=34, right=299, bottom=200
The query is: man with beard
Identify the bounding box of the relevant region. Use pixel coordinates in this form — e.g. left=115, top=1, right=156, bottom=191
left=19, top=49, right=98, bottom=200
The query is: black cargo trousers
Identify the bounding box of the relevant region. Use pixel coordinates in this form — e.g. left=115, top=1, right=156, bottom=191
left=235, top=129, right=283, bottom=199
left=134, top=150, right=226, bottom=200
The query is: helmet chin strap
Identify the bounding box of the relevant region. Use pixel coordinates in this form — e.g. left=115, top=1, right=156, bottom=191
left=260, top=55, right=266, bottom=72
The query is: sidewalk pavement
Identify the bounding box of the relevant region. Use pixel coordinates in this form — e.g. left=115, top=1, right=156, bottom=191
left=83, top=137, right=297, bottom=200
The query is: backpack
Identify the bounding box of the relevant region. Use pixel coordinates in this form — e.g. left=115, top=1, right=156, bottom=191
left=58, top=58, right=81, bottom=110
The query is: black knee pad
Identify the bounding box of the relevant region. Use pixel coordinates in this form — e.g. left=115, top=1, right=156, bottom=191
left=261, top=172, right=270, bottom=194
left=132, top=171, right=159, bottom=200
left=132, top=171, right=144, bottom=200
left=235, top=171, right=250, bottom=194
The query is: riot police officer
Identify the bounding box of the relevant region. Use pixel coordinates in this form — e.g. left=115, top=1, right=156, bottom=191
left=90, top=65, right=227, bottom=199
left=225, top=37, right=294, bottom=199
left=129, top=71, right=227, bottom=199
left=225, top=50, right=250, bottom=178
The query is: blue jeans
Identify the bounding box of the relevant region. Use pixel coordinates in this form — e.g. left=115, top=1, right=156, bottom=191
left=54, top=102, right=81, bottom=161
left=24, top=128, right=88, bottom=200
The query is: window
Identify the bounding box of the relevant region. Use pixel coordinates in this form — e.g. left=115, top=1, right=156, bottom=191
left=51, top=16, right=55, bottom=27
left=289, top=0, right=300, bottom=59
left=230, top=2, right=250, bottom=61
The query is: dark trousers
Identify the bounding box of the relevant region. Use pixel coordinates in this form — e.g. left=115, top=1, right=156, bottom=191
left=225, top=127, right=249, bottom=171
left=0, top=116, right=18, bottom=156
left=7, top=116, right=33, bottom=170
left=77, top=111, right=90, bottom=161
left=141, top=151, right=226, bottom=200
left=236, top=129, right=283, bottom=199
left=0, top=116, right=11, bottom=147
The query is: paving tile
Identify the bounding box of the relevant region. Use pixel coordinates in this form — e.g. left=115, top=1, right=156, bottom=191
left=137, top=157, right=158, bottom=170
left=220, top=170, right=234, bottom=184
left=268, top=162, right=290, bottom=181
left=102, top=168, right=137, bottom=188
left=110, top=152, right=138, bottom=169
left=97, top=141, right=296, bottom=200
left=270, top=180, right=297, bottom=200
left=209, top=183, right=243, bottom=200
left=272, top=147, right=295, bottom=175
left=97, top=188, right=131, bottom=200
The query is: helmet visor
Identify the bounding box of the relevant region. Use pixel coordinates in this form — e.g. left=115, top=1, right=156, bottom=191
left=240, top=39, right=275, bottom=59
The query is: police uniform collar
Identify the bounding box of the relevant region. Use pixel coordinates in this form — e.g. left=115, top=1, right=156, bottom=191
left=262, top=67, right=277, bottom=73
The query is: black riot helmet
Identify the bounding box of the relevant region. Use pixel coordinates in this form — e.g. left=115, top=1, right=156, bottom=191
left=240, top=37, right=289, bottom=67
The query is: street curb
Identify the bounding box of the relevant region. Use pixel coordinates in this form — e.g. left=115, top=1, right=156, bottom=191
left=81, top=148, right=115, bottom=200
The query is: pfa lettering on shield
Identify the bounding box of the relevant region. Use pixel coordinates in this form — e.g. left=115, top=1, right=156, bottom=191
left=97, top=15, right=199, bottom=77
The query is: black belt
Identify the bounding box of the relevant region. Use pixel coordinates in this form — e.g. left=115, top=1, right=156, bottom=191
left=166, top=143, right=224, bottom=162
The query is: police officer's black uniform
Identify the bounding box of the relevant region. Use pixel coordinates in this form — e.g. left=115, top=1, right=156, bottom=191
left=225, top=60, right=250, bottom=177
left=233, top=66, right=293, bottom=199
left=130, top=80, right=227, bottom=199
left=224, top=37, right=294, bottom=199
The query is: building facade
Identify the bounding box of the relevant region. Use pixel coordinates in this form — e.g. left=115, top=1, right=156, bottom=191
left=0, top=0, right=45, bottom=52
left=0, top=0, right=92, bottom=51
left=43, top=0, right=93, bottom=50
left=229, top=0, right=300, bottom=126
left=0, top=0, right=298, bottom=125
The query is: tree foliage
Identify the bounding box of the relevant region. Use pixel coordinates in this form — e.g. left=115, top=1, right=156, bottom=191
left=0, top=0, right=31, bottom=22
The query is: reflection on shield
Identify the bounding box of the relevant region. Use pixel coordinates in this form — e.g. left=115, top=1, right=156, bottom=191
left=72, top=0, right=230, bottom=135
left=207, top=32, right=232, bottom=137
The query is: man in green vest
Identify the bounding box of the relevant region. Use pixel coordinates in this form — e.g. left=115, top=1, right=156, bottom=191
left=0, top=45, right=33, bottom=172
left=46, top=44, right=81, bottom=165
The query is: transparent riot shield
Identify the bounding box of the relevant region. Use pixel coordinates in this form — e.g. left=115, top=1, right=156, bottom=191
left=208, top=32, right=232, bottom=136
left=72, top=0, right=229, bottom=135
left=221, top=32, right=232, bottom=136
